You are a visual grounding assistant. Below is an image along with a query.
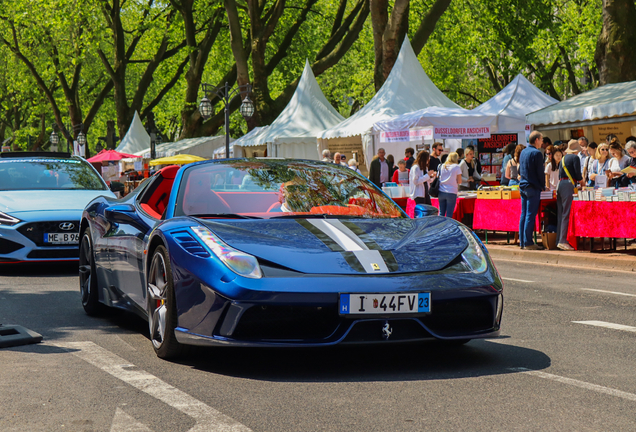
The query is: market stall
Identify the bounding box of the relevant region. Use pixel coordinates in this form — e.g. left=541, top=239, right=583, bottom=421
left=527, top=79, right=636, bottom=144
left=405, top=195, right=476, bottom=223
left=87, top=149, right=141, bottom=188
left=235, top=60, right=344, bottom=160
left=566, top=191, right=636, bottom=250
left=319, top=38, right=459, bottom=173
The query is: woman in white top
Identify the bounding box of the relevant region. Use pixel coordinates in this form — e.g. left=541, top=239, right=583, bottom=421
left=438, top=152, right=463, bottom=218
left=458, top=148, right=481, bottom=190
left=408, top=151, right=435, bottom=205
left=590, top=143, right=611, bottom=187
left=544, top=148, right=562, bottom=190
left=606, top=142, right=630, bottom=184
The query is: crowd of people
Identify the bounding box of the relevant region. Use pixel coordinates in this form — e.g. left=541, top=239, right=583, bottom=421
left=516, top=131, right=636, bottom=251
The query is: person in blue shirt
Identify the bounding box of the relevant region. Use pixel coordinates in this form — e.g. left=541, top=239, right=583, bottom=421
left=518, top=131, right=546, bottom=250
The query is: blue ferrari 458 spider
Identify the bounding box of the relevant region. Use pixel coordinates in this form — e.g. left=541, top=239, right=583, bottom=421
left=0, top=152, right=115, bottom=264
left=79, top=158, right=503, bottom=359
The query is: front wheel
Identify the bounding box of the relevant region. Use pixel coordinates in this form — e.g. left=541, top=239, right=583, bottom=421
left=147, top=245, right=184, bottom=359
left=79, top=230, right=105, bottom=316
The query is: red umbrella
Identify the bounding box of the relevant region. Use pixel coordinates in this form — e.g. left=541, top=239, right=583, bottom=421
left=87, top=149, right=141, bottom=163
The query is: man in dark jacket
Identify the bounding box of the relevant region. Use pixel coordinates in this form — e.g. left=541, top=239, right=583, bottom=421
left=369, top=148, right=389, bottom=188
left=518, top=131, right=546, bottom=250
left=404, top=147, right=415, bottom=170
left=429, top=143, right=442, bottom=172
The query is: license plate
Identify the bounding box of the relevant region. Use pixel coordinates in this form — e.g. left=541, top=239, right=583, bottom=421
left=339, top=293, right=430, bottom=315
left=44, top=232, right=79, bottom=244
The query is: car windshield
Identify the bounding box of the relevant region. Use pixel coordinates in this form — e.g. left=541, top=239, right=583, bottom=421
left=0, top=158, right=107, bottom=191
left=174, top=159, right=405, bottom=219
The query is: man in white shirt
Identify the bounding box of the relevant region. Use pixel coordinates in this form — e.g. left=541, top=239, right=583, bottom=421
left=578, top=136, right=589, bottom=171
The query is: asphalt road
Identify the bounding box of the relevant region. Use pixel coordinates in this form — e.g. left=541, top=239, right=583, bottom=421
left=1, top=259, right=635, bottom=431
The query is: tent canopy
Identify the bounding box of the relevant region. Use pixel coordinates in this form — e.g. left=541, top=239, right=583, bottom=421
left=134, top=135, right=228, bottom=159
left=116, top=111, right=150, bottom=154
left=87, top=149, right=140, bottom=163
left=527, top=80, right=636, bottom=127
left=373, top=107, right=496, bottom=133
left=149, top=154, right=206, bottom=166
left=320, top=38, right=459, bottom=141
left=237, top=60, right=344, bottom=159
left=474, top=74, right=558, bottom=132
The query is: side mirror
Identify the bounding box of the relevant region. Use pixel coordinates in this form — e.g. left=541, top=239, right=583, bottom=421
left=104, top=204, right=137, bottom=224
left=414, top=204, right=439, bottom=217
left=109, top=181, right=125, bottom=193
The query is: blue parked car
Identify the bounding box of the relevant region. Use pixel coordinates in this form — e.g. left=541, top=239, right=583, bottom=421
left=0, top=152, right=115, bottom=263
left=79, top=158, right=503, bottom=359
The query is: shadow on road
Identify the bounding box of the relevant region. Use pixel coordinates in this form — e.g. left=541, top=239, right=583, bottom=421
left=0, top=262, right=78, bottom=278
left=178, top=339, right=550, bottom=383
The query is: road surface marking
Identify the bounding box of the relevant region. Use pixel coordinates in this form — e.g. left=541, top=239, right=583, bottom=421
left=572, top=320, right=636, bottom=333
left=501, top=277, right=534, bottom=283
left=581, top=288, right=636, bottom=298
left=54, top=341, right=251, bottom=432
left=510, top=368, right=636, bottom=402
left=110, top=408, right=152, bottom=432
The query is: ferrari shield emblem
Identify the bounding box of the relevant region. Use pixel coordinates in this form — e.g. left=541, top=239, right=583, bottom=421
left=371, top=263, right=381, bottom=271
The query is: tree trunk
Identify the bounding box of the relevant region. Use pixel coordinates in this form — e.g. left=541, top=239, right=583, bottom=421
left=595, top=0, right=636, bottom=85
left=370, top=0, right=451, bottom=91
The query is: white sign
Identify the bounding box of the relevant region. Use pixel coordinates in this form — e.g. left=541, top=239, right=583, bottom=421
left=583, top=106, right=594, bottom=120
left=379, top=128, right=433, bottom=143
left=433, top=126, right=491, bottom=140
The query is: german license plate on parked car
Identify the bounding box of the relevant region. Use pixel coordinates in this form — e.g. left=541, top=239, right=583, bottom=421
left=44, top=233, right=79, bottom=244
left=339, top=293, right=430, bottom=315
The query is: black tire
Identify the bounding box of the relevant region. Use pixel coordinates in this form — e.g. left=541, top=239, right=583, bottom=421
left=147, top=245, right=184, bottom=359
left=79, top=230, right=105, bottom=316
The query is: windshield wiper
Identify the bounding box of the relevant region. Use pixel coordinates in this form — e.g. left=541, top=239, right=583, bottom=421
left=190, top=213, right=262, bottom=219
left=270, top=214, right=360, bottom=219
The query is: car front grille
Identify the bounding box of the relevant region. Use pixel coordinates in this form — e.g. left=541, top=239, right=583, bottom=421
left=233, top=305, right=341, bottom=341
left=17, top=221, right=79, bottom=247
left=420, top=297, right=495, bottom=336
left=343, top=319, right=432, bottom=343
left=27, top=249, right=79, bottom=259
left=0, top=238, right=24, bottom=254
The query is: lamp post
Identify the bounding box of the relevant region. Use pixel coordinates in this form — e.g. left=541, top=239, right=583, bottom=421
left=199, top=82, right=254, bottom=159
left=50, top=123, right=85, bottom=154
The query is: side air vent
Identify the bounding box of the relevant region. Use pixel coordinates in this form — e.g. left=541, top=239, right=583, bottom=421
left=173, top=231, right=210, bottom=258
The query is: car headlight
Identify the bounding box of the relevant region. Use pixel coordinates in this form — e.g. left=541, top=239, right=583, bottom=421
left=191, top=226, right=263, bottom=279
left=442, top=225, right=488, bottom=274
left=458, top=225, right=488, bottom=273
left=0, top=211, right=21, bottom=226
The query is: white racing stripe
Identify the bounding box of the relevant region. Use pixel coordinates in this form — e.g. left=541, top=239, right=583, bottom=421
left=54, top=341, right=251, bottom=432
left=581, top=288, right=636, bottom=298
left=501, top=277, right=534, bottom=283
left=306, top=219, right=366, bottom=251
left=510, top=368, right=636, bottom=402
left=572, top=320, right=636, bottom=333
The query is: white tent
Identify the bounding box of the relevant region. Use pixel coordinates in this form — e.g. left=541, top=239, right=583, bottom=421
left=232, top=126, right=268, bottom=157
left=116, top=111, right=150, bottom=154
left=134, top=135, right=228, bottom=159
left=319, top=38, right=459, bottom=170
left=473, top=74, right=558, bottom=142
left=235, top=60, right=344, bottom=160
left=373, top=107, right=496, bottom=134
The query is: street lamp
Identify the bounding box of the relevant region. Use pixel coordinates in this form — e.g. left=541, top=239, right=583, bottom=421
left=50, top=123, right=85, bottom=154
left=199, top=82, right=254, bottom=159
left=49, top=130, right=59, bottom=152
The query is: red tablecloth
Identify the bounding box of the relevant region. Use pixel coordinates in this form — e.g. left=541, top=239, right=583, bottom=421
left=567, top=201, right=636, bottom=249
left=406, top=197, right=476, bottom=221
left=472, top=198, right=556, bottom=232
left=393, top=197, right=408, bottom=211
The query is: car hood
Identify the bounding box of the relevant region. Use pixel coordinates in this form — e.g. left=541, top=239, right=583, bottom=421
left=200, top=217, right=469, bottom=275
left=0, top=190, right=114, bottom=214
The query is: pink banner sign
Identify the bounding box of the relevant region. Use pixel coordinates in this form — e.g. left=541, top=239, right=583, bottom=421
left=379, top=128, right=433, bottom=143
left=433, top=126, right=491, bottom=139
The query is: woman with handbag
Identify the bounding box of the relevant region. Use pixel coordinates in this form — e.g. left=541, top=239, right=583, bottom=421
left=408, top=151, right=435, bottom=205
left=437, top=152, right=463, bottom=218
left=556, top=140, right=584, bottom=251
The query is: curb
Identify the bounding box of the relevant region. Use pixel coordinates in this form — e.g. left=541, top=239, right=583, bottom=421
left=486, top=245, right=636, bottom=273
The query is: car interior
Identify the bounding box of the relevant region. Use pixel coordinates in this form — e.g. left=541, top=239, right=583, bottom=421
left=138, top=165, right=180, bottom=219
